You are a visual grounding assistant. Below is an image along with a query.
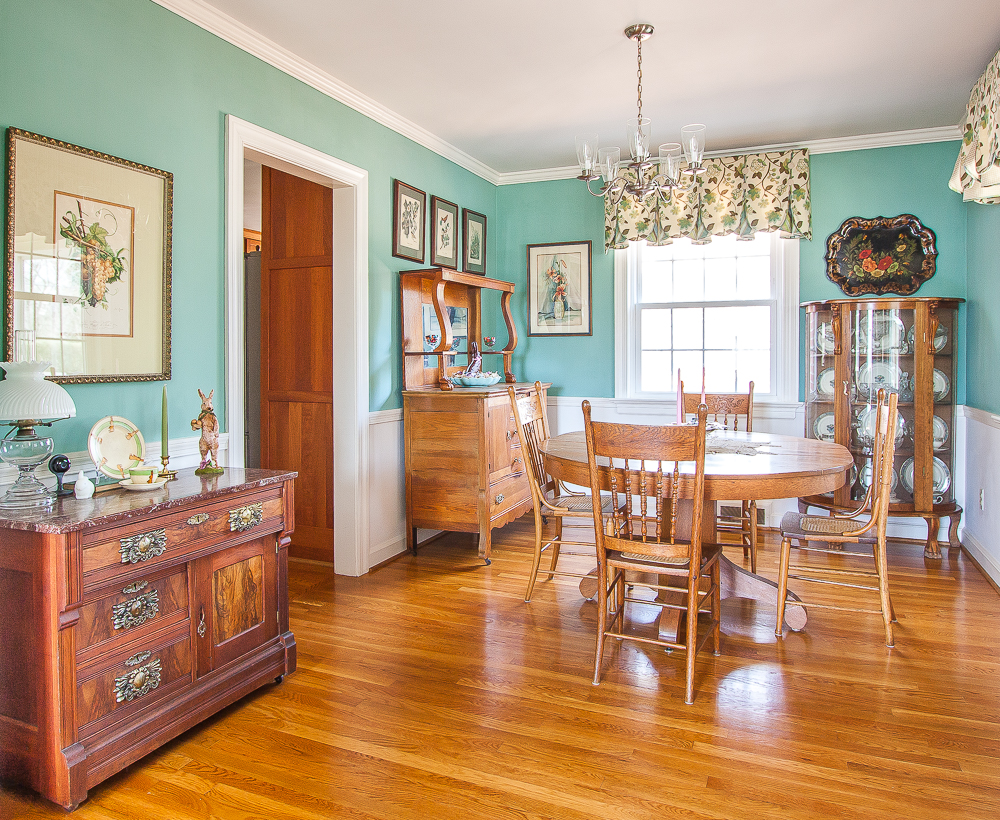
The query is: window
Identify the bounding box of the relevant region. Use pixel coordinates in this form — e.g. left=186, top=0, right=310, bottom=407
left=615, top=232, right=799, bottom=403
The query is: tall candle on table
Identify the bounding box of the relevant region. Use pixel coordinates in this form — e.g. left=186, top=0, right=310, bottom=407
left=676, top=369, right=683, bottom=424
left=700, top=367, right=706, bottom=405
left=162, top=385, right=169, bottom=459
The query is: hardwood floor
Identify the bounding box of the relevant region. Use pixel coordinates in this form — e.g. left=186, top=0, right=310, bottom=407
left=3, top=522, right=999, bottom=818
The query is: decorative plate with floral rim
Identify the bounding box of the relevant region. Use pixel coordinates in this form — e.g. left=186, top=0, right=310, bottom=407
left=88, top=415, right=145, bottom=479
left=825, top=214, right=937, bottom=296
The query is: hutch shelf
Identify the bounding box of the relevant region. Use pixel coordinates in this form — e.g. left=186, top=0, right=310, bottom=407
left=801, top=297, right=963, bottom=558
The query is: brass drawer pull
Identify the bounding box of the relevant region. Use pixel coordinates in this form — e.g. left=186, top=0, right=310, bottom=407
left=119, top=529, right=167, bottom=564
left=114, top=657, right=162, bottom=703
left=511, top=457, right=523, bottom=468
left=495, top=494, right=504, bottom=504
left=187, top=513, right=210, bottom=526
left=197, top=608, right=206, bottom=638
left=229, top=502, right=263, bottom=532
left=112, top=589, right=160, bottom=631
left=122, top=580, right=148, bottom=595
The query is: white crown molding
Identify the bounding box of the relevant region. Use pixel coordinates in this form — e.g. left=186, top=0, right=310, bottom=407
left=495, top=125, right=964, bottom=185
left=151, top=0, right=500, bottom=184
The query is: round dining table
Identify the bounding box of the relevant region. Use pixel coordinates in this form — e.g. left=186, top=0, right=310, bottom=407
left=538, top=428, right=854, bottom=633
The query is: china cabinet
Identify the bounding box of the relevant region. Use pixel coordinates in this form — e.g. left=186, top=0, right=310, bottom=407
left=400, top=267, right=545, bottom=563
left=801, top=297, right=963, bottom=558
left=0, top=469, right=296, bottom=809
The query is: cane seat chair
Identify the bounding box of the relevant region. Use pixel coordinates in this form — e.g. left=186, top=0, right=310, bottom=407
left=583, top=401, right=722, bottom=704
left=509, top=383, right=615, bottom=602
left=683, top=382, right=757, bottom=572
left=775, top=389, right=900, bottom=647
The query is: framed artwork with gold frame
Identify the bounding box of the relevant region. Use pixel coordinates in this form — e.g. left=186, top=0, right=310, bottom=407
left=4, top=128, right=172, bottom=383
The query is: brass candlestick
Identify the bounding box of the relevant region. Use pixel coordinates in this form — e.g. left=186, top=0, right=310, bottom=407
left=159, top=454, right=178, bottom=481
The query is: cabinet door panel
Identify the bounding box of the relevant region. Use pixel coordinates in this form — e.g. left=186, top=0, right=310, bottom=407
left=194, top=536, right=278, bottom=676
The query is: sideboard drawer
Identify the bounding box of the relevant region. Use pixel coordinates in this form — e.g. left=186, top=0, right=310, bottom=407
left=81, top=492, right=285, bottom=584
left=75, top=567, right=189, bottom=663
left=76, top=627, right=192, bottom=739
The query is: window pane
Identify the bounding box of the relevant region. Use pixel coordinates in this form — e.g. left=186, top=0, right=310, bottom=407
left=640, top=351, right=673, bottom=392
left=672, top=259, right=703, bottom=301
left=736, top=255, right=771, bottom=299
left=640, top=260, right=673, bottom=302
left=738, top=349, right=770, bottom=393
left=640, top=309, right=671, bottom=350
left=703, top=258, right=736, bottom=301
left=674, top=351, right=703, bottom=386
left=672, top=308, right=703, bottom=349
left=704, top=351, right=738, bottom=391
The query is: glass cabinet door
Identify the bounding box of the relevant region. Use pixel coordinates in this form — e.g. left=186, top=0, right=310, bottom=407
left=805, top=305, right=837, bottom=445
left=925, top=305, right=956, bottom=504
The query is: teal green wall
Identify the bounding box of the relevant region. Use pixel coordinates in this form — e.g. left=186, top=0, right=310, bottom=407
left=494, top=180, right=612, bottom=396
left=965, top=202, right=1000, bottom=414
left=1, top=0, right=496, bottom=455
left=495, top=142, right=971, bottom=403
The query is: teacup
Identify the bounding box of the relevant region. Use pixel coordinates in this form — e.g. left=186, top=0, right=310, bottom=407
left=127, top=465, right=161, bottom=484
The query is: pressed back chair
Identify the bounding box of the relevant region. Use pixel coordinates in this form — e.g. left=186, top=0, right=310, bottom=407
left=583, top=401, right=722, bottom=705
left=509, top=383, right=614, bottom=602
left=775, top=389, right=900, bottom=647
left=682, top=382, right=758, bottom=572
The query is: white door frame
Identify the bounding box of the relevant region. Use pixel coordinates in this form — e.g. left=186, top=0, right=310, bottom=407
left=225, top=115, right=370, bottom=576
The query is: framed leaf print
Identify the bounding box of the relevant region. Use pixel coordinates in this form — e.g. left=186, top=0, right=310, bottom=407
left=825, top=214, right=937, bottom=296
left=462, top=209, right=487, bottom=275
left=527, top=241, right=592, bottom=336
left=392, top=179, right=426, bottom=262
left=4, top=128, right=172, bottom=383
left=430, top=196, right=459, bottom=269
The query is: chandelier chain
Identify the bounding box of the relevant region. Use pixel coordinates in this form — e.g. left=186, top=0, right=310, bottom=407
left=636, top=38, right=643, bottom=122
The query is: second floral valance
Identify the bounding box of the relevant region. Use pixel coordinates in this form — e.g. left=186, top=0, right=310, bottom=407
left=950, top=48, right=1000, bottom=204
left=604, top=147, right=811, bottom=250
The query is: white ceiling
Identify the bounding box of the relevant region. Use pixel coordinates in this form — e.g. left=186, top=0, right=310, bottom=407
left=184, top=0, right=999, bottom=174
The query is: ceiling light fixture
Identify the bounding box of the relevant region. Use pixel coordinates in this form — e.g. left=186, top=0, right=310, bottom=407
left=575, top=24, right=706, bottom=205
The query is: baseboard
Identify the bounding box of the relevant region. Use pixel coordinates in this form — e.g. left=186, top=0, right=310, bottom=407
left=369, top=535, right=407, bottom=567
left=961, top=528, right=1000, bottom=591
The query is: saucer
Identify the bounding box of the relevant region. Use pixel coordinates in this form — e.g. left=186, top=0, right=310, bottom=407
left=119, top=478, right=168, bottom=492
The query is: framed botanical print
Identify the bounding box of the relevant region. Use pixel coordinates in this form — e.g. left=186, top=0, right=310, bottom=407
left=392, top=179, right=426, bottom=263
left=527, top=241, right=592, bottom=336
left=430, top=196, right=459, bottom=269
left=462, top=209, right=487, bottom=275
left=4, top=128, right=172, bottom=383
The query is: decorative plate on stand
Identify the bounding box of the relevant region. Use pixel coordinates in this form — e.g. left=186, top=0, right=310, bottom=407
left=88, top=416, right=145, bottom=479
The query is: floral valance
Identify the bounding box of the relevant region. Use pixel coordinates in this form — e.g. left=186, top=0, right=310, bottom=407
left=950, top=48, right=1000, bottom=204
left=604, top=148, right=811, bottom=250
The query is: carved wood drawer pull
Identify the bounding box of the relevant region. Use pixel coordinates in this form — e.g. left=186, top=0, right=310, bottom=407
left=229, top=502, right=263, bottom=532
left=114, top=654, right=162, bottom=703
left=187, top=513, right=210, bottom=526
left=112, top=589, right=160, bottom=631
left=119, top=529, right=167, bottom=564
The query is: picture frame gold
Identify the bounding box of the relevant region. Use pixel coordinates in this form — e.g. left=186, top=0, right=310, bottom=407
left=527, top=240, right=592, bottom=336
left=4, top=128, right=172, bottom=383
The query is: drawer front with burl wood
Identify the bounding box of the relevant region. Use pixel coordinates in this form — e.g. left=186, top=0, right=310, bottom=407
left=81, top=492, right=285, bottom=588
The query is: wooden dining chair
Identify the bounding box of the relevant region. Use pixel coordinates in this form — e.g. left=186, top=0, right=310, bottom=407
left=683, top=382, right=757, bottom=572
left=775, top=388, right=900, bottom=647
left=583, top=401, right=722, bottom=705
left=509, top=383, right=614, bottom=602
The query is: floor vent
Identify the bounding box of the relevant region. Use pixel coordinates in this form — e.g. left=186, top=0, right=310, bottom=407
left=719, top=505, right=765, bottom=525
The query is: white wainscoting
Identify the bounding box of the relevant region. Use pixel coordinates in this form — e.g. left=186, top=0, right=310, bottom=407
left=367, top=408, right=408, bottom=567
left=0, top=434, right=231, bottom=490
left=959, top=405, right=1000, bottom=587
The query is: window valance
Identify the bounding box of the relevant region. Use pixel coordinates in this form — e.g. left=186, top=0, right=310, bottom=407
left=950, top=48, right=1000, bottom=204
left=604, top=148, right=811, bottom=250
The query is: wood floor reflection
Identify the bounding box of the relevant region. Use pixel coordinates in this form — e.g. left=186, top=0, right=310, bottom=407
left=3, top=522, right=998, bottom=819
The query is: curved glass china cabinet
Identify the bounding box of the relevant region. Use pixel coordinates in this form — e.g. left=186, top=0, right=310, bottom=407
left=802, top=297, right=963, bottom=558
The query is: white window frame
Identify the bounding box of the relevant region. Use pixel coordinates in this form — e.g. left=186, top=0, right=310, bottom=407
left=614, top=234, right=799, bottom=407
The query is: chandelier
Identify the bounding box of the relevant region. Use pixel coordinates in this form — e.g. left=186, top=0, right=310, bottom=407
left=575, top=24, right=706, bottom=207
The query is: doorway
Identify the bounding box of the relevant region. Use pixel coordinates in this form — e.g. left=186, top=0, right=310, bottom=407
left=225, top=115, right=370, bottom=576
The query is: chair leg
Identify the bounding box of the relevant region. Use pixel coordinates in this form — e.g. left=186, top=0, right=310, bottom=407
left=741, top=501, right=751, bottom=560
left=748, top=501, right=758, bottom=575
left=524, top=511, right=545, bottom=602
left=775, top=536, right=792, bottom=637
left=874, top=537, right=895, bottom=648
left=593, top=566, right=609, bottom=685
left=684, top=577, right=699, bottom=705
left=547, top=517, right=563, bottom=579
left=710, top=560, right=721, bottom=656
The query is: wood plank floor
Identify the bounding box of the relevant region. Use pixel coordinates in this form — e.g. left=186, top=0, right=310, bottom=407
left=3, top=522, right=999, bottom=818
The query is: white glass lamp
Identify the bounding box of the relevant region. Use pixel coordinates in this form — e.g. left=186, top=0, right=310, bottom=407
left=0, top=361, right=76, bottom=508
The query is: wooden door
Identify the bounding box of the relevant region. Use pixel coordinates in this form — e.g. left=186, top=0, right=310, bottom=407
left=260, top=166, right=334, bottom=561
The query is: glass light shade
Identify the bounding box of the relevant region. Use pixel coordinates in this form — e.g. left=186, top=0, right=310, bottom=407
left=598, top=146, right=621, bottom=181
left=658, top=143, right=682, bottom=183
left=626, top=117, right=651, bottom=161
left=575, top=134, right=599, bottom=175
left=681, top=123, right=707, bottom=167
left=0, top=361, right=76, bottom=422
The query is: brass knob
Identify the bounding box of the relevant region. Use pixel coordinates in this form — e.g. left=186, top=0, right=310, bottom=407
left=132, top=670, right=147, bottom=687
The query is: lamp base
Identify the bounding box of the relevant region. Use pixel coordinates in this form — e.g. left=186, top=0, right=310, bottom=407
left=0, top=433, right=55, bottom=509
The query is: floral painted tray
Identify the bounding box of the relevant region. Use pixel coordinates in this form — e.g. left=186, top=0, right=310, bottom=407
left=825, top=214, right=937, bottom=296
